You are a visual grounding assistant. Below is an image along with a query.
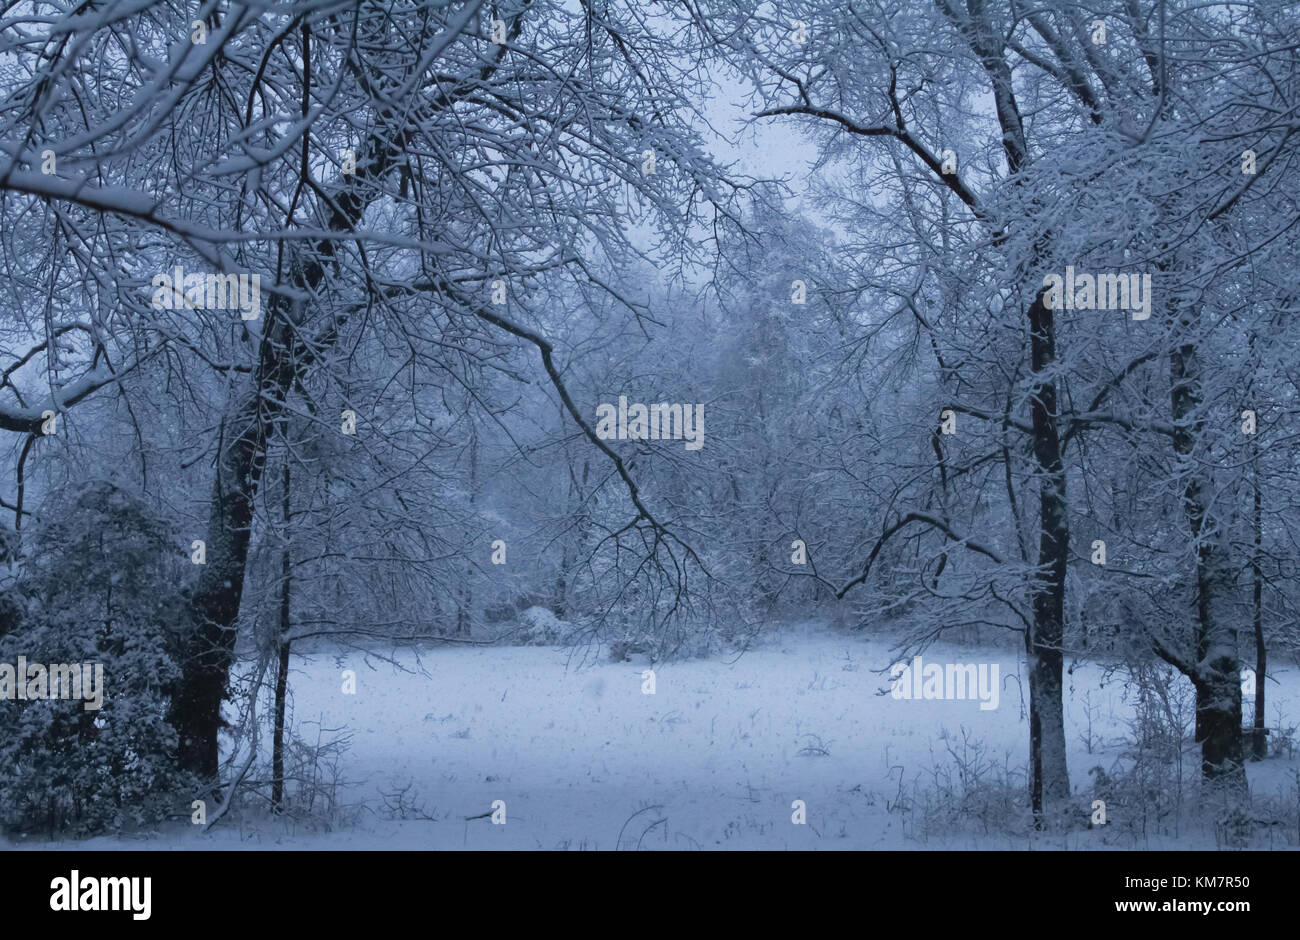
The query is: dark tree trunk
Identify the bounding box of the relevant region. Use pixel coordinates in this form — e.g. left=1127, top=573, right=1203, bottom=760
left=458, top=422, right=478, bottom=637
left=170, top=93, right=412, bottom=780
left=273, top=456, right=292, bottom=812
left=941, top=1, right=1073, bottom=817
left=554, top=549, right=568, bottom=620
left=272, top=638, right=291, bottom=810
left=172, top=341, right=294, bottom=779
left=1027, top=288, right=1070, bottom=818
left=171, top=410, right=266, bottom=781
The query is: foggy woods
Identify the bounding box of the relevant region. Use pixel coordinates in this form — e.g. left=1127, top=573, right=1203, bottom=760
left=0, top=0, right=1298, bottom=854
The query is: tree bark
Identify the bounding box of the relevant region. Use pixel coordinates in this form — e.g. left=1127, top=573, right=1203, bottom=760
left=458, top=422, right=478, bottom=637
left=171, top=119, right=408, bottom=780
left=1251, top=444, right=1267, bottom=761
left=1169, top=336, right=1247, bottom=797
left=167, top=7, right=509, bottom=779
left=172, top=330, right=298, bottom=778
left=272, top=455, right=291, bottom=811
left=1027, top=288, right=1071, bottom=818
left=939, top=0, right=1072, bottom=818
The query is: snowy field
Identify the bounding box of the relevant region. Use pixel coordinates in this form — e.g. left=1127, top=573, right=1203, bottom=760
left=11, top=623, right=1300, bottom=851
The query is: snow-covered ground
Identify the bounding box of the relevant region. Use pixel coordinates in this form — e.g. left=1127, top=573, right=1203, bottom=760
left=12, top=622, right=1300, bottom=850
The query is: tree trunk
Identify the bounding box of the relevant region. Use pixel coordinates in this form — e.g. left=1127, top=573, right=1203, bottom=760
left=458, top=421, right=478, bottom=637
left=1250, top=447, right=1267, bottom=761
left=1191, top=558, right=1245, bottom=788
left=1169, top=337, right=1247, bottom=798
left=170, top=106, right=410, bottom=780
left=941, top=2, right=1073, bottom=818
left=172, top=395, right=270, bottom=780
left=273, top=455, right=291, bottom=812
left=1027, top=288, right=1071, bottom=819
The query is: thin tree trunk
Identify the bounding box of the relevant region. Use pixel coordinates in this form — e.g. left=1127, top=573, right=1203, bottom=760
left=458, top=422, right=478, bottom=637
left=1027, top=288, right=1070, bottom=819
left=938, top=1, right=1073, bottom=817
left=1251, top=446, right=1266, bottom=761
left=272, top=455, right=291, bottom=811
